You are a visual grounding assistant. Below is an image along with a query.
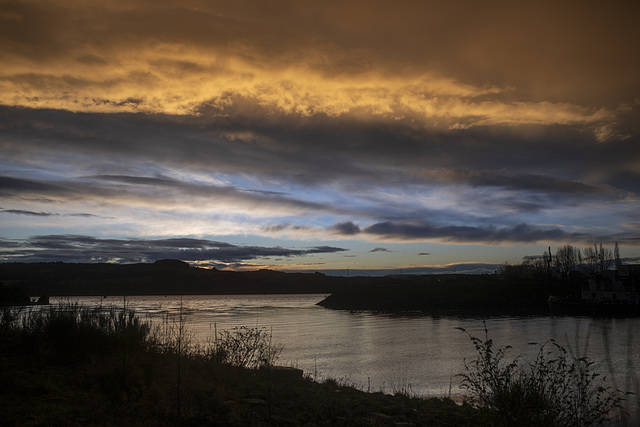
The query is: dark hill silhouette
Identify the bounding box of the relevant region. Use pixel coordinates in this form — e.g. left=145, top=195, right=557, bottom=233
left=153, top=259, right=191, bottom=269
left=0, top=261, right=347, bottom=296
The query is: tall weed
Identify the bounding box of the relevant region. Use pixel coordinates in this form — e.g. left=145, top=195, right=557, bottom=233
left=457, top=324, right=628, bottom=426
left=1, top=303, right=152, bottom=364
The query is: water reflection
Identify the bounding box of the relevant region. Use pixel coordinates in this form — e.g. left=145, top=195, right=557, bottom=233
left=63, top=294, right=640, bottom=420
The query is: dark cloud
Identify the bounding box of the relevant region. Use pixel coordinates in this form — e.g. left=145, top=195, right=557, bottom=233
left=369, top=247, right=390, bottom=253
left=0, top=173, right=341, bottom=215
left=0, top=175, right=71, bottom=196
left=261, top=224, right=313, bottom=233
left=332, top=222, right=361, bottom=236
left=0, top=208, right=100, bottom=217
left=324, top=218, right=640, bottom=247
left=2, top=105, right=639, bottom=197
left=363, top=221, right=590, bottom=244
left=0, top=235, right=348, bottom=264
left=419, top=169, right=612, bottom=196
left=610, top=235, right=640, bottom=247
left=418, top=252, right=430, bottom=256
left=305, top=246, right=348, bottom=255
left=1, top=208, right=56, bottom=217
left=0, top=240, right=22, bottom=248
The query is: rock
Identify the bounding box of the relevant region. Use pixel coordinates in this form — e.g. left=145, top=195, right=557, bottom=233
left=264, top=366, right=304, bottom=380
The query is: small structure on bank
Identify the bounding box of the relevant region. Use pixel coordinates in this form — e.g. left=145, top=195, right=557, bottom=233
left=548, top=264, right=640, bottom=315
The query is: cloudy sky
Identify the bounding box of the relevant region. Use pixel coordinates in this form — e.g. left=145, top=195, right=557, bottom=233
left=1, top=0, right=639, bottom=274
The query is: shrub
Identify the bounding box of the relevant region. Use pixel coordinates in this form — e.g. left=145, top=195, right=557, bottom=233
left=457, top=324, right=627, bottom=426
left=209, top=326, right=283, bottom=369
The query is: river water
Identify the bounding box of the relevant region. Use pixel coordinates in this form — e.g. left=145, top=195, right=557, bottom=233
left=62, top=294, right=640, bottom=421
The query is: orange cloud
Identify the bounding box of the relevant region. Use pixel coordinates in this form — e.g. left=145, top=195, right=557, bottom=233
left=1, top=1, right=634, bottom=140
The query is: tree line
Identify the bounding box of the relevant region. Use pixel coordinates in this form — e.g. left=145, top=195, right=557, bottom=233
left=501, top=242, right=622, bottom=280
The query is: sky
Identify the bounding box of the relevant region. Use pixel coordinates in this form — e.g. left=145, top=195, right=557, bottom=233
left=1, top=0, right=640, bottom=275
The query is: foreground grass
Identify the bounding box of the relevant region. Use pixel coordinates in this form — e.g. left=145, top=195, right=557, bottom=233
left=0, top=304, right=475, bottom=426
left=2, top=304, right=629, bottom=426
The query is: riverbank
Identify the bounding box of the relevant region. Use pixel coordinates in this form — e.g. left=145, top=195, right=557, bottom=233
left=0, top=304, right=476, bottom=426
left=1, top=358, right=474, bottom=426
left=317, top=277, right=579, bottom=316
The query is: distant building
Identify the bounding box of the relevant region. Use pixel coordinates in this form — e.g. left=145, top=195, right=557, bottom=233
left=580, top=264, right=640, bottom=304
left=617, top=263, right=640, bottom=287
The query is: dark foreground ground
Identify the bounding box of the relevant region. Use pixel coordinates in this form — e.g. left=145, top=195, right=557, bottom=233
left=0, top=303, right=478, bottom=426
left=1, top=346, right=475, bottom=426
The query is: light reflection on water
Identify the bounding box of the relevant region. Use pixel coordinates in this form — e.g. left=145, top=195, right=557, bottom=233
left=63, top=294, right=640, bottom=420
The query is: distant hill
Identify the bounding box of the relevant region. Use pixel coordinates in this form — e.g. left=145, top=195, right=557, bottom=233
left=0, top=260, right=347, bottom=296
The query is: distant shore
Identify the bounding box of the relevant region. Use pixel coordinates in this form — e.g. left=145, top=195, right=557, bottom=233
left=317, top=276, right=579, bottom=316
left=1, top=260, right=581, bottom=316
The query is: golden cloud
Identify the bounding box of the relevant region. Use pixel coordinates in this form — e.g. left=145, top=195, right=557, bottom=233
left=2, top=0, right=635, bottom=140
left=0, top=42, right=616, bottom=132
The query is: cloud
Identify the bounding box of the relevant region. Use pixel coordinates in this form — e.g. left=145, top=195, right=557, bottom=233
left=323, top=218, right=640, bottom=247
left=362, top=221, right=590, bottom=244
left=0, top=208, right=100, bottom=217
left=331, top=222, right=361, bottom=236
left=3, top=104, right=639, bottom=198
left=1, top=208, right=57, bottom=217
left=1, top=1, right=637, bottom=139
left=0, top=235, right=348, bottom=264
left=369, top=247, right=391, bottom=253
left=262, top=224, right=293, bottom=233
left=0, top=173, right=344, bottom=218
left=416, top=168, right=611, bottom=195
left=0, top=176, right=71, bottom=196
left=3, top=161, right=639, bottom=248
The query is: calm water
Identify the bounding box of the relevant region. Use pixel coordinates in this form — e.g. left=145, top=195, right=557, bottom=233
left=62, top=294, right=640, bottom=420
